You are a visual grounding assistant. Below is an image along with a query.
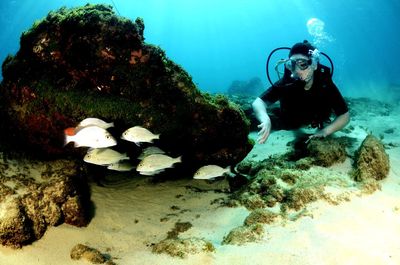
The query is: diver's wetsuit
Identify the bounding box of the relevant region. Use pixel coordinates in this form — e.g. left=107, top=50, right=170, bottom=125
left=259, top=64, right=348, bottom=129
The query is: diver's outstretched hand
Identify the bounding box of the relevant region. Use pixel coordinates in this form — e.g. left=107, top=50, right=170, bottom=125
left=257, top=121, right=271, bottom=144
left=306, top=129, right=328, bottom=143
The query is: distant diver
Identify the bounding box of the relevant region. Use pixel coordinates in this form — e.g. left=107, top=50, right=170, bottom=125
left=253, top=40, right=350, bottom=144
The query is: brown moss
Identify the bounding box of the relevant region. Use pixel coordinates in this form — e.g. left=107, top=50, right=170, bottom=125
left=244, top=209, right=278, bottom=226
left=283, top=187, right=322, bottom=211
left=167, top=222, right=193, bottom=239
left=358, top=178, right=382, bottom=194
left=222, top=224, right=264, bottom=245
left=307, top=137, right=348, bottom=167
left=152, top=237, right=215, bottom=258
left=70, top=244, right=107, bottom=264
left=241, top=193, right=266, bottom=210
left=278, top=170, right=298, bottom=185
left=353, top=134, right=390, bottom=181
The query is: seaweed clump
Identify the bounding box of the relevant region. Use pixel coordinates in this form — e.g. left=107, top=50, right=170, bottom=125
left=151, top=221, right=215, bottom=258
left=306, top=137, right=349, bottom=167
left=222, top=223, right=264, bottom=245
left=353, top=134, right=390, bottom=182
left=70, top=244, right=116, bottom=265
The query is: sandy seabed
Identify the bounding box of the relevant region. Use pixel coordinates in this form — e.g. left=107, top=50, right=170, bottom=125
left=1, top=100, right=400, bottom=265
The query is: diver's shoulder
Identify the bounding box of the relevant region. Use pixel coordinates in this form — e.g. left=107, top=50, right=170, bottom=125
left=317, top=64, right=331, bottom=76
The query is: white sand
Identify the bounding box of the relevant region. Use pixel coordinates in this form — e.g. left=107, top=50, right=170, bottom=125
left=1, top=101, right=399, bottom=265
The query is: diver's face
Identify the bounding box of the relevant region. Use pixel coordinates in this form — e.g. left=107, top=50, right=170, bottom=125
left=288, top=54, right=315, bottom=82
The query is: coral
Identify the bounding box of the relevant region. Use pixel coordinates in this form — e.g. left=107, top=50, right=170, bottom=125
left=0, top=4, right=251, bottom=172
left=221, top=224, right=264, bottom=245
left=353, top=134, right=390, bottom=181
left=0, top=154, right=90, bottom=248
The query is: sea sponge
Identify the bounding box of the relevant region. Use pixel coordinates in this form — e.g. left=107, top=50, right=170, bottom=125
left=353, top=134, right=390, bottom=181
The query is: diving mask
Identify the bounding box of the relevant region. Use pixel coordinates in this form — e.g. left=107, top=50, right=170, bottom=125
left=285, top=58, right=312, bottom=71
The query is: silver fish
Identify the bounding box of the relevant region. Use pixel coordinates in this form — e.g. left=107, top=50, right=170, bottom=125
left=107, top=161, right=135, bottom=171
left=121, top=126, right=159, bottom=145
left=65, top=126, right=117, bottom=148
left=76, top=118, right=114, bottom=131
left=137, top=146, right=165, bottom=160
left=136, top=154, right=181, bottom=175
left=138, top=169, right=165, bottom=176
left=84, top=148, right=129, bottom=165
left=193, top=165, right=231, bottom=180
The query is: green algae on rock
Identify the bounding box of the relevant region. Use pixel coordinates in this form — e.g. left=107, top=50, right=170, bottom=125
left=0, top=4, right=251, bottom=172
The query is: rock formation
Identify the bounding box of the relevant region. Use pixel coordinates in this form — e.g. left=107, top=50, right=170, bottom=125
left=353, top=134, right=390, bottom=181
left=0, top=4, right=252, bottom=172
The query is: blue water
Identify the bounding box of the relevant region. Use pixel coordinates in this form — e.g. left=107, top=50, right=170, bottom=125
left=1, top=0, right=399, bottom=100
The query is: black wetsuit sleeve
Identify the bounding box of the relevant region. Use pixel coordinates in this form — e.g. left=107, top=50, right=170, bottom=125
left=259, top=81, right=283, bottom=104
left=327, top=80, right=348, bottom=116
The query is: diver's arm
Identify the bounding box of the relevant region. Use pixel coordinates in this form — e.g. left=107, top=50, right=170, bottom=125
left=252, top=97, right=272, bottom=144
left=312, top=111, right=350, bottom=138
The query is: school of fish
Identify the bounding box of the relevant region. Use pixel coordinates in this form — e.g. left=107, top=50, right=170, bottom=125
left=64, top=117, right=234, bottom=179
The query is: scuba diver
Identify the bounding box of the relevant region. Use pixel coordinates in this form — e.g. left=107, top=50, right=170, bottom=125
left=252, top=40, right=350, bottom=144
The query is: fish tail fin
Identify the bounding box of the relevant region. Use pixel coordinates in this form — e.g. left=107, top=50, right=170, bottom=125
left=150, top=134, right=160, bottom=143
left=225, top=166, right=232, bottom=174
left=175, top=156, right=182, bottom=164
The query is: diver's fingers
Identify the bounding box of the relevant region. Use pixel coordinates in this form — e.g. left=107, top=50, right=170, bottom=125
left=257, top=129, right=270, bottom=144
left=257, top=123, right=266, bottom=135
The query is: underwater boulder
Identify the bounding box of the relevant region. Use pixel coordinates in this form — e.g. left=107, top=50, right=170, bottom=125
left=353, top=134, right=390, bottom=181
left=0, top=4, right=251, bottom=171
left=0, top=157, right=90, bottom=248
